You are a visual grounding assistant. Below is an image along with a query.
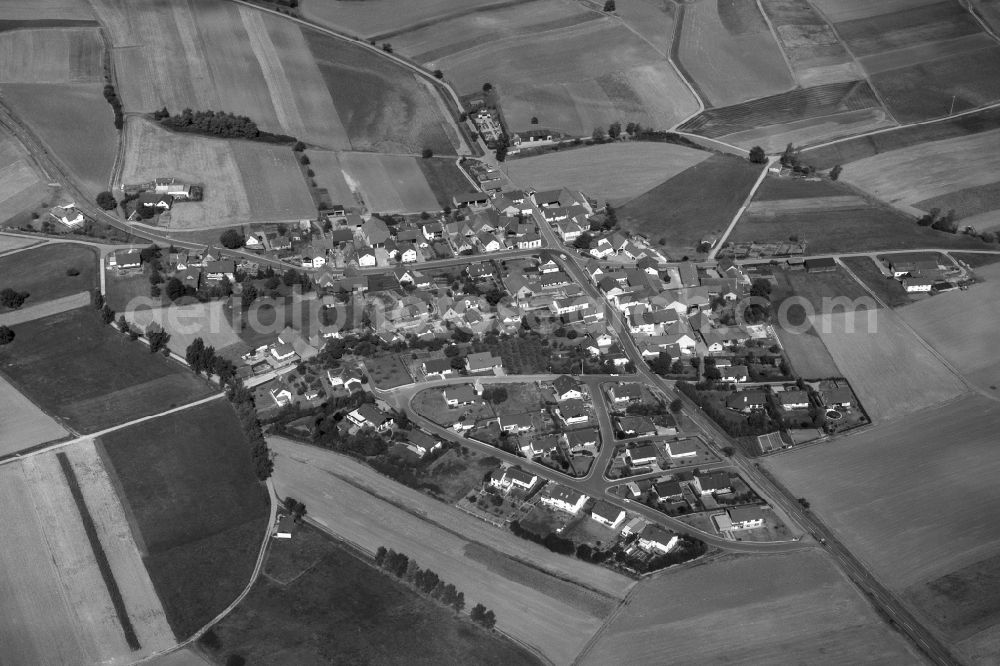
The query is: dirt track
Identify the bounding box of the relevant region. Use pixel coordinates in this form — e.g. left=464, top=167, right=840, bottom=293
left=0, top=291, right=90, bottom=326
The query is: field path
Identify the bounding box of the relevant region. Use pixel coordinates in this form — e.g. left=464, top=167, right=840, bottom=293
left=707, top=157, right=771, bottom=260
left=0, top=291, right=91, bottom=326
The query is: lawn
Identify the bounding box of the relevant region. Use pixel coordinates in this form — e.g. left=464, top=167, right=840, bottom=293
left=0, top=307, right=217, bottom=432
left=423, top=447, right=502, bottom=503
left=411, top=386, right=493, bottom=427
left=0, top=243, right=97, bottom=308
left=506, top=142, right=711, bottom=206
left=364, top=353, right=413, bottom=389
left=494, top=335, right=551, bottom=374
left=206, top=522, right=540, bottom=665
left=841, top=256, right=912, bottom=307
left=105, top=270, right=163, bottom=312
left=99, top=400, right=270, bottom=639
left=618, top=154, right=762, bottom=257
left=581, top=550, right=922, bottom=664
left=764, top=396, right=1000, bottom=659
left=417, top=156, right=477, bottom=208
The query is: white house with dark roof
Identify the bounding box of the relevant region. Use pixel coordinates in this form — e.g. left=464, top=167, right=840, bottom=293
left=626, top=442, right=658, bottom=467
left=637, top=525, right=678, bottom=554
left=728, top=505, right=765, bottom=530
left=489, top=467, right=538, bottom=493
left=591, top=501, right=626, bottom=529
left=347, top=404, right=394, bottom=432
left=497, top=413, right=533, bottom=433
left=553, top=375, right=582, bottom=401
left=444, top=384, right=477, bottom=407
left=540, top=484, right=588, bottom=514
left=466, top=351, right=503, bottom=374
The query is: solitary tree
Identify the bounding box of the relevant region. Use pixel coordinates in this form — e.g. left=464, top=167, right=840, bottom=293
left=748, top=145, right=767, bottom=164
left=421, top=147, right=434, bottom=159
left=219, top=228, right=244, bottom=249
left=603, top=0, right=615, bottom=11
left=482, top=82, right=493, bottom=93
left=0, top=325, right=13, bottom=345
left=96, top=191, right=118, bottom=210
left=829, top=164, right=842, bottom=181
left=530, top=116, right=539, bottom=124
left=432, top=69, right=443, bottom=79
left=608, top=121, right=622, bottom=139
left=669, top=398, right=683, bottom=413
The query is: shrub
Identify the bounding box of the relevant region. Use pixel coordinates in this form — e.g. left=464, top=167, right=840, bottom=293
left=66, top=267, right=80, bottom=277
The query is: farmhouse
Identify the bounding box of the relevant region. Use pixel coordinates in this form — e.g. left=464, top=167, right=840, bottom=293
left=444, top=384, right=476, bottom=407
left=489, top=467, right=537, bottom=493
left=154, top=177, right=196, bottom=199
left=453, top=192, right=491, bottom=209
left=137, top=191, right=174, bottom=210
left=637, top=525, right=678, bottom=554
left=626, top=443, right=658, bottom=467
left=804, top=257, right=836, bottom=273
left=887, top=254, right=941, bottom=278
left=540, top=484, right=588, bottom=514
left=693, top=471, right=732, bottom=495
left=728, top=505, right=765, bottom=530
left=902, top=278, right=934, bottom=293
left=591, top=501, right=626, bottom=529
left=274, top=514, right=294, bottom=539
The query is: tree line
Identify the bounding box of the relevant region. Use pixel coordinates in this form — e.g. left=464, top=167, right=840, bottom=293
left=154, top=108, right=296, bottom=144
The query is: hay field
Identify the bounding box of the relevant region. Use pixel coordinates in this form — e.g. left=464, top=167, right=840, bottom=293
left=0, top=375, right=66, bottom=454
left=758, top=0, right=856, bottom=85
left=812, top=308, right=967, bottom=422
left=746, top=194, right=868, bottom=215
left=435, top=19, right=698, bottom=136
left=581, top=550, right=923, bottom=665
left=677, top=0, right=794, bottom=107
left=270, top=437, right=632, bottom=665
left=231, top=141, right=315, bottom=223
left=834, top=1, right=982, bottom=57
left=506, top=142, right=710, bottom=205
left=0, top=234, right=38, bottom=252
left=340, top=153, right=441, bottom=214
left=2, top=83, right=117, bottom=193
left=765, top=397, right=1000, bottom=642
left=301, top=0, right=512, bottom=38
left=811, top=0, right=942, bottom=22
left=897, top=263, right=1000, bottom=391
left=840, top=128, right=1000, bottom=211
left=120, top=119, right=250, bottom=229
left=0, top=26, right=103, bottom=83
left=0, top=243, right=97, bottom=306
left=391, top=0, right=598, bottom=64
left=722, top=107, right=895, bottom=152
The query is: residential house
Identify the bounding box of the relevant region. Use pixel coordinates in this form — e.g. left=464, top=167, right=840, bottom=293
left=405, top=430, right=442, bottom=458
left=540, top=484, right=588, bottom=515
left=362, top=218, right=390, bottom=247
left=49, top=203, right=86, bottom=228
left=653, top=479, right=683, bottom=501
left=903, top=278, right=934, bottom=293
left=422, top=358, right=454, bottom=379
left=556, top=399, right=589, bottom=426
left=270, top=386, right=293, bottom=407
left=175, top=267, right=201, bottom=290
left=591, top=501, right=626, bottom=530
left=666, top=440, right=697, bottom=459
left=678, top=263, right=699, bottom=288
left=347, top=403, right=394, bottom=432
left=616, top=416, right=657, bottom=438
left=497, top=413, right=533, bottom=433
left=626, top=442, right=658, bottom=467
left=719, top=365, right=749, bottom=383
left=693, top=471, right=732, bottom=495
left=726, top=390, right=766, bottom=412
left=778, top=390, right=809, bottom=411
left=110, top=248, right=142, bottom=269
left=608, top=383, right=643, bottom=405
left=137, top=191, right=173, bottom=210
left=270, top=342, right=298, bottom=365
left=637, top=525, right=678, bottom=554
left=564, top=428, right=598, bottom=452
left=357, top=246, right=377, bottom=267
left=489, top=467, right=538, bottom=493
left=821, top=386, right=853, bottom=409
left=444, top=384, right=477, bottom=407
left=205, top=260, right=235, bottom=282
left=327, top=367, right=363, bottom=392
left=728, top=506, right=765, bottom=530
left=453, top=192, right=491, bottom=209
left=274, top=514, right=293, bottom=539
left=552, top=375, right=582, bottom=401
left=522, top=433, right=560, bottom=457
left=466, top=351, right=503, bottom=374
left=278, top=327, right=319, bottom=361
left=556, top=217, right=585, bottom=242
left=517, top=233, right=542, bottom=249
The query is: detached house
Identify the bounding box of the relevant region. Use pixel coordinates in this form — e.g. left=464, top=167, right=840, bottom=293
left=362, top=218, right=390, bottom=247
left=555, top=399, right=588, bottom=426
left=49, top=203, right=86, bottom=228
left=205, top=260, right=235, bottom=283
left=466, top=351, right=503, bottom=374
left=489, top=467, right=538, bottom=493
left=498, top=413, right=533, bottom=433
left=540, top=484, right=588, bottom=515
left=591, top=501, right=626, bottom=529
left=778, top=390, right=809, bottom=411
left=693, top=471, right=732, bottom=496
left=637, top=525, right=678, bottom=554
left=726, top=390, right=766, bottom=412
left=444, top=384, right=477, bottom=407
left=552, top=375, right=582, bottom=401
left=626, top=443, right=658, bottom=467
left=347, top=404, right=394, bottom=432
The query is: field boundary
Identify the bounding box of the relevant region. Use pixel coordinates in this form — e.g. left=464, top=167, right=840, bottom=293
left=368, top=0, right=537, bottom=41
left=55, top=451, right=141, bottom=651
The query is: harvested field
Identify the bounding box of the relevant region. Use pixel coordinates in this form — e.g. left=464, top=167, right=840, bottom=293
left=915, top=181, right=1000, bottom=222
left=437, top=19, right=698, bottom=136
left=0, top=234, right=39, bottom=253
left=580, top=550, right=922, bottom=665
left=391, top=0, right=598, bottom=65
left=859, top=33, right=996, bottom=75
left=803, top=106, right=1000, bottom=168
left=835, top=2, right=982, bottom=57
left=100, top=400, right=270, bottom=638
left=677, top=0, right=794, bottom=107
left=811, top=0, right=941, bottom=22
left=0, top=128, right=48, bottom=224
left=870, top=46, right=1000, bottom=123
left=0, top=26, right=103, bottom=83
left=613, top=0, right=676, bottom=54
left=0, top=242, right=97, bottom=306
left=746, top=194, right=868, bottom=215
left=775, top=326, right=840, bottom=378
left=210, top=522, right=540, bottom=666
left=0, top=0, right=96, bottom=21
left=417, top=156, right=477, bottom=208
left=301, top=0, right=512, bottom=38
left=841, top=256, right=912, bottom=308
left=781, top=265, right=871, bottom=312
left=618, top=154, right=762, bottom=256
left=758, top=0, right=854, bottom=85
left=721, top=107, right=894, bottom=152
left=840, top=128, right=1000, bottom=209
left=340, top=153, right=441, bottom=214
left=269, top=437, right=632, bottom=665
left=897, top=262, right=1000, bottom=391
left=0, top=306, right=216, bottom=433
left=754, top=174, right=845, bottom=199
left=679, top=80, right=882, bottom=139
left=811, top=308, right=967, bottom=421
left=2, top=83, right=118, bottom=194
left=231, top=142, right=315, bottom=223
left=0, top=374, right=66, bottom=455
left=304, top=28, right=463, bottom=155
left=307, top=150, right=357, bottom=209
left=765, top=396, right=1000, bottom=648
left=507, top=142, right=710, bottom=205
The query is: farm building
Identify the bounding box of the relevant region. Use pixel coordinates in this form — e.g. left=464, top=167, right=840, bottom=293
left=902, top=278, right=934, bottom=293
left=804, top=257, right=836, bottom=273
left=886, top=255, right=940, bottom=278
left=274, top=515, right=294, bottom=539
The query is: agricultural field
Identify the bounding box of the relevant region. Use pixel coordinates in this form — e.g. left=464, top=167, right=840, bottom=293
left=417, top=156, right=477, bottom=208
left=841, top=256, right=912, bottom=308
left=0, top=234, right=39, bottom=253
left=758, top=0, right=857, bottom=86
left=1, top=83, right=117, bottom=194
left=230, top=141, right=316, bottom=223
left=839, top=128, right=1000, bottom=218
left=916, top=183, right=1000, bottom=230
left=610, top=0, right=677, bottom=54
left=340, top=152, right=441, bottom=214
left=300, top=0, right=512, bottom=38
left=307, top=150, right=357, bottom=209
left=0, top=26, right=103, bottom=83
left=304, top=28, right=464, bottom=155
left=580, top=550, right=922, bottom=665
left=775, top=326, right=840, bottom=378
left=434, top=19, right=698, bottom=136
left=0, top=375, right=67, bottom=455
left=269, top=437, right=632, bottom=666
left=0, top=0, right=98, bottom=22
left=978, top=0, right=1000, bottom=32
left=0, top=126, right=51, bottom=225
left=126, top=301, right=246, bottom=359
left=676, top=0, right=794, bottom=107
left=811, top=307, right=967, bottom=422
left=897, top=262, right=1000, bottom=391
left=363, top=353, right=414, bottom=389
left=0, top=443, right=174, bottom=665
left=0, top=306, right=216, bottom=433
left=506, top=142, right=710, bottom=205
left=618, top=154, right=762, bottom=256
left=0, top=242, right=97, bottom=306
left=765, top=396, right=1000, bottom=660
left=100, top=400, right=271, bottom=638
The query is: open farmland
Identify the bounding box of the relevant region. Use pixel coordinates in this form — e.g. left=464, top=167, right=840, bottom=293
left=608, top=0, right=676, bottom=54
left=390, top=0, right=598, bottom=65
left=300, top=0, right=512, bottom=38
left=677, top=0, right=794, bottom=107
left=0, top=0, right=97, bottom=22
left=776, top=326, right=840, bottom=378
left=230, top=141, right=315, bottom=223
left=915, top=182, right=1000, bottom=225
left=0, top=243, right=97, bottom=306
left=0, top=375, right=67, bottom=455
left=897, top=262, right=1000, bottom=391
left=304, top=28, right=464, bottom=155
left=340, top=153, right=441, bottom=214
left=506, top=142, right=710, bottom=205
left=758, top=0, right=857, bottom=86
left=0, top=26, right=103, bottom=83
left=0, top=127, right=50, bottom=224
left=839, top=128, right=1000, bottom=215
left=811, top=308, right=967, bottom=422
left=417, top=156, right=477, bottom=208
left=435, top=19, right=698, bottom=136
left=125, top=301, right=245, bottom=359
left=841, top=255, right=912, bottom=308
left=210, top=522, right=540, bottom=665
left=307, top=150, right=357, bottom=209
left=100, top=400, right=270, bottom=638
left=269, top=437, right=632, bottom=665
left=978, top=0, right=1000, bottom=32
left=580, top=550, right=923, bottom=665
left=618, top=154, right=762, bottom=256
left=765, top=396, right=1000, bottom=660
left=0, top=306, right=216, bottom=433
left=2, top=83, right=117, bottom=193
left=835, top=1, right=983, bottom=57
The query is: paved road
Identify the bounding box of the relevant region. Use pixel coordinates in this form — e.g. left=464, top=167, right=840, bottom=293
left=0, top=291, right=91, bottom=327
